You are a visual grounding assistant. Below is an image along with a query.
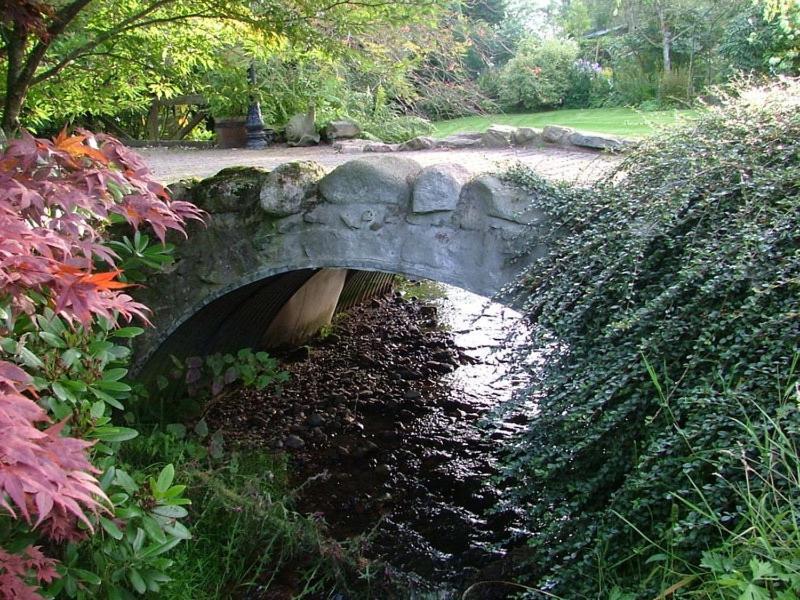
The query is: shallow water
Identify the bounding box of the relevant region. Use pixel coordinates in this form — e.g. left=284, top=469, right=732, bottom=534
left=356, top=283, right=535, bottom=595
left=225, top=280, right=539, bottom=598
left=205, top=275, right=542, bottom=598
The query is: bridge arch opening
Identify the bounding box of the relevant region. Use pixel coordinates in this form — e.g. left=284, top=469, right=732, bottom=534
left=135, top=262, right=523, bottom=385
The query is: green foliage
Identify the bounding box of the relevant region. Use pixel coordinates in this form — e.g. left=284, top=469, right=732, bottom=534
left=563, top=60, right=613, bottom=108
left=413, top=79, right=500, bottom=121
left=607, top=62, right=661, bottom=107
left=119, top=428, right=375, bottom=598
left=335, top=86, right=434, bottom=142
left=61, top=462, right=192, bottom=598
left=720, top=1, right=800, bottom=75
left=497, top=37, right=580, bottom=111
left=8, top=3, right=249, bottom=132
left=760, top=0, right=800, bottom=73
left=536, top=0, right=794, bottom=108
left=658, top=67, right=694, bottom=106
left=499, top=79, right=800, bottom=596
left=641, top=363, right=800, bottom=598
left=0, top=130, right=200, bottom=597
left=170, top=348, right=288, bottom=400
left=151, top=348, right=289, bottom=423
left=2, top=0, right=442, bottom=135
left=106, top=231, right=177, bottom=284
left=558, top=0, right=592, bottom=38
left=204, top=50, right=338, bottom=123
left=0, top=305, right=192, bottom=598
left=199, top=45, right=435, bottom=141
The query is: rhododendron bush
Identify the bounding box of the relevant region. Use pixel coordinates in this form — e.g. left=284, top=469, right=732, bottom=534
left=0, top=130, right=202, bottom=598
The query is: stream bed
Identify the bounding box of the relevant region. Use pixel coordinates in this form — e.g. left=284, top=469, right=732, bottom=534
left=207, top=281, right=535, bottom=598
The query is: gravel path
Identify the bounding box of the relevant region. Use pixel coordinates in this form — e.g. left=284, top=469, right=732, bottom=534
left=139, top=143, right=619, bottom=185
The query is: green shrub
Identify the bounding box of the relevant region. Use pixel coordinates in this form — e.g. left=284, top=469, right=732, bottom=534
left=659, top=67, right=694, bottom=107
left=477, top=67, right=503, bottom=100
left=643, top=362, right=800, bottom=599
left=413, top=79, right=500, bottom=121
left=499, top=79, right=800, bottom=597
left=119, top=430, right=371, bottom=598
left=563, top=59, right=613, bottom=108
left=607, top=62, right=659, bottom=106
left=497, top=37, right=580, bottom=111
left=338, top=86, right=434, bottom=142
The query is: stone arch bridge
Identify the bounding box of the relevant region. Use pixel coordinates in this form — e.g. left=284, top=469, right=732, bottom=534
left=132, top=155, right=549, bottom=378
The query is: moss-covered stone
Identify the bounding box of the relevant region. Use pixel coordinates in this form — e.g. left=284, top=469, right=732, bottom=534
left=188, top=166, right=269, bottom=213
left=259, top=161, right=326, bottom=217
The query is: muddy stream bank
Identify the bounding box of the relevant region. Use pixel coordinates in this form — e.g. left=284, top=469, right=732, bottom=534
left=206, top=282, right=535, bottom=598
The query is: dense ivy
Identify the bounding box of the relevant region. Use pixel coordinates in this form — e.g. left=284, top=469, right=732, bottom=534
left=500, top=80, right=800, bottom=597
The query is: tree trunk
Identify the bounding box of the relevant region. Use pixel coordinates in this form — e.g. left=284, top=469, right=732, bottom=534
left=1, top=0, right=94, bottom=136
left=2, top=88, right=27, bottom=138
left=2, top=26, right=29, bottom=136
left=657, top=3, right=672, bottom=74
left=661, top=27, right=672, bottom=74
left=146, top=99, right=161, bottom=140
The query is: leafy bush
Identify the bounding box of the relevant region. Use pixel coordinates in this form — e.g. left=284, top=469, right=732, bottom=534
left=336, top=86, right=434, bottom=142
left=659, top=67, right=694, bottom=107
left=646, top=365, right=800, bottom=599
left=0, top=130, right=202, bottom=597
left=607, top=62, right=660, bottom=106
left=119, top=430, right=373, bottom=598
left=499, top=79, right=800, bottom=597
left=497, top=37, right=579, bottom=111
left=201, top=49, right=433, bottom=143
left=563, top=59, right=613, bottom=108
left=413, top=79, right=500, bottom=121
left=179, top=348, right=288, bottom=399
left=153, top=348, right=289, bottom=422
left=720, top=1, right=800, bottom=76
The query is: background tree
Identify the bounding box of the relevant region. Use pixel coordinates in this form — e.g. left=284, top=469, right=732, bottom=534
left=0, top=0, right=439, bottom=136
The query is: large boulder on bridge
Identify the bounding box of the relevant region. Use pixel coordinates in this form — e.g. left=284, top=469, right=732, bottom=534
left=259, top=161, right=327, bottom=217
left=319, top=155, right=421, bottom=205
left=412, top=164, right=471, bottom=213
left=458, top=174, right=545, bottom=229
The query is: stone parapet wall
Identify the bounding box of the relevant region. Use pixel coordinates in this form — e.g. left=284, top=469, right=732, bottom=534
left=333, top=124, right=632, bottom=155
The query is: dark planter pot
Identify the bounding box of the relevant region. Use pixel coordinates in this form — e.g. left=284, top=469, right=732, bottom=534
left=214, top=117, right=247, bottom=149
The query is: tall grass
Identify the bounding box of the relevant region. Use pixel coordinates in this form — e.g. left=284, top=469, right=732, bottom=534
left=614, top=355, right=800, bottom=599
left=120, top=430, right=372, bottom=598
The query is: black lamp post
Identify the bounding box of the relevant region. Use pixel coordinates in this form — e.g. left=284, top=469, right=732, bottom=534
left=245, top=62, right=268, bottom=150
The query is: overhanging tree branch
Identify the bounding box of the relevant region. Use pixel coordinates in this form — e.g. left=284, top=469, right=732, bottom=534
left=31, top=8, right=218, bottom=85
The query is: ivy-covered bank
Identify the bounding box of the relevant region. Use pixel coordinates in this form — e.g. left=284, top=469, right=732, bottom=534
left=501, top=80, right=799, bottom=597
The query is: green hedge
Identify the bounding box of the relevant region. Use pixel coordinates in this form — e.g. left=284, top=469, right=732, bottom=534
left=501, top=80, right=800, bottom=597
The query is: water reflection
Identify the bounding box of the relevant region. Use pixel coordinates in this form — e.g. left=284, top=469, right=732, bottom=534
left=434, top=285, right=530, bottom=410
left=376, top=281, right=536, bottom=593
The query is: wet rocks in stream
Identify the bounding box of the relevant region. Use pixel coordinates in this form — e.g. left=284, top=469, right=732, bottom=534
left=204, top=292, right=524, bottom=595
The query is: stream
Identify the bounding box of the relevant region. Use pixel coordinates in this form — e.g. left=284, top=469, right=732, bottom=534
left=207, top=279, right=536, bottom=598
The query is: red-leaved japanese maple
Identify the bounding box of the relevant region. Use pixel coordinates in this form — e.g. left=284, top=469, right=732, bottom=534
left=0, top=130, right=202, bottom=597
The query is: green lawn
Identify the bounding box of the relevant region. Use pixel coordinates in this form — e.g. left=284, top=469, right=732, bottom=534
left=432, top=107, right=698, bottom=139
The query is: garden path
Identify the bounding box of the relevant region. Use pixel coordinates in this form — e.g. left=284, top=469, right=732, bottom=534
left=139, top=144, right=619, bottom=184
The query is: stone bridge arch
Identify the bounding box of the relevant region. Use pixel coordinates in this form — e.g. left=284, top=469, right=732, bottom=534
left=132, top=156, right=549, bottom=377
